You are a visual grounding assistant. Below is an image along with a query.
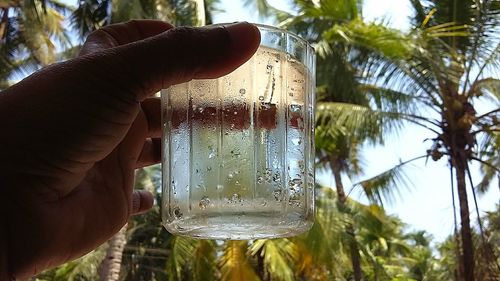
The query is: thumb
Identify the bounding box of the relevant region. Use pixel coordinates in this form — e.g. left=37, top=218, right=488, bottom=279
left=74, top=22, right=261, bottom=101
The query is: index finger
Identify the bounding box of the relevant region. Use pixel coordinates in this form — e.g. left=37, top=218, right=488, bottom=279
left=79, top=20, right=175, bottom=56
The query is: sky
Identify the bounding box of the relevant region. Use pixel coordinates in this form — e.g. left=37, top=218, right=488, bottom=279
left=212, top=0, right=500, bottom=243
left=57, top=0, right=500, bottom=243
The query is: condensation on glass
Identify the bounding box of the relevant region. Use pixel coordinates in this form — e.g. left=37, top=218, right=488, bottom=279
left=161, top=24, right=316, bottom=240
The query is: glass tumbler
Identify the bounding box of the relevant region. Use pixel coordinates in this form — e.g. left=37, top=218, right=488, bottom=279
left=161, top=24, right=316, bottom=240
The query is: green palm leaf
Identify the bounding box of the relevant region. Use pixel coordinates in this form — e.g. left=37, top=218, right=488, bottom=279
left=192, top=240, right=217, bottom=281
left=249, top=239, right=298, bottom=281
left=351, top=156, right=427, bottom=206
left=323, top=19, right=414, bottom=60
left=316, top=102, right=403, bottom=144
left=219, top=240, right=260, bottom=281
left=470, top=77, right=500, bottom=102
left=166, top=236, right=197, bottom=281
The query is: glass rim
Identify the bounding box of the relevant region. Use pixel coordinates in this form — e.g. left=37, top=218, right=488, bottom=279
left=253, top=23, right=314, bottom=51
left=211, top=22, right=315, bottom=53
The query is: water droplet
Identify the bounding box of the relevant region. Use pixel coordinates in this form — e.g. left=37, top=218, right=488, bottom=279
left=207, top=166, right=212, bottom=172
left=234, top=170, right=240, bottom=175
left=234, top=111, right=238, bottom=115
left=261, top=201, right=268, bottom=207
left=239, top=88, right=246, bottom=94
left=258, top=96, right=265, bottom=101
left=290, top=104, right=302, bottom=113
left=199, top=196, right=210, bottom=210
left=173, top=207, right=183, bottom=219
left=228, top=173, right=234, bottom=179
left=208, top=145, right=216, bottom=159
left=257, top=176, right=264, bottom=184
left=217, top=184, right=224, bottom=190
left=273, top=190, right=282, bottom=201
left=291, top=178, right=303, bottom=186
left=230, top=150, right=241, bottom=157
left=264, top=168, right=272, bottom=183
left=261, top=102, right=271, bottom=109
left=298, top=160, right=305, bottom=171
left=230, top=193, right=241, bottom=203
left=272, top=173, right=281, bottom=183
left=292, top=138, right=302, bottom=146
left=266, top=64, right=273, bottom=73
left=289, top=92, right=294, bottom=97
left=235, top=180, right=240, bottom=185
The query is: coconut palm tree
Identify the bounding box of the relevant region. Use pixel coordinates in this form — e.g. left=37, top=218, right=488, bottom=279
left=71, top=0, right=220, bottom=40
left=245, top=1, right=418, bottom=279
left=320, top=1, right=500, bottom=280
left=249, top=1, right=499, bottom=280
left=0, top=0, right=72, bottom=88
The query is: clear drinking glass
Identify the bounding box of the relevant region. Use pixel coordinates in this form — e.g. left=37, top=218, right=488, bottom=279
left=161, top=24, right=316, bottom=240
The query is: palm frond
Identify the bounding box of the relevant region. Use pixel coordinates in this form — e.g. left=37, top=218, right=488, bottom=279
left=298, top=187, right=350, bottom=277
left=351, top=155, right=426, bottom=206
left=316, top=102, right=404, bottom=144
left=470, top=42, right=500, bottom=89
left=166, top=236, right=197, bottom=281
left=360, top=84, right=421, bottom=114
left=422, top=22, right=469, bottom=38
left=250, top=239, right=298, bottom=281
left=242, top=0, right=289, bottom=21
left=323, top=19, right=414, bottom=60
left=219, top=240, right=260, bottom=281
left=470, top=77, right=500, bottom=102
left=474, top=130, right=500, bottom=194
left=463, top=0, right=500, bottom=90
left=71, top=0, right=110, bottom=39
left=192, top=240, right=217, bottom=281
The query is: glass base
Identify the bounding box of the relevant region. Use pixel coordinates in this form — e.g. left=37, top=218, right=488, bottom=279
left=163, top=211, right=313, bottom=240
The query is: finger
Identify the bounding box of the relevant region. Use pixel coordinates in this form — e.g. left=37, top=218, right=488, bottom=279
left=136, top=138, right=161, bottom=168
left=74, top=22, right=261, bottom=101
left=141, top=98, right=161, bottom=138
left=131, top=190, right=154, bottom=215
left=80, top=20, right=175, bottom=56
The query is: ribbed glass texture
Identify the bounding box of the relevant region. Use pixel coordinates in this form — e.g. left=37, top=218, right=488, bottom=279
left=161, top=24, right=316, bottom=239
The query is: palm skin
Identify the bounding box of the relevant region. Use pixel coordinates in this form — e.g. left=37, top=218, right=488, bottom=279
left=0, top=20, right=260, bottom=280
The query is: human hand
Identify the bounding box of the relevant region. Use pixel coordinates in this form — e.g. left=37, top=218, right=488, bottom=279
left=0, top=20, right=260, bottom=280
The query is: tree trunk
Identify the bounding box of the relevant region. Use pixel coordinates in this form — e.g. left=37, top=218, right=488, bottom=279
left=330, top=158, right=363, bottom=281
left=194, top=0, right=206, bottom=26
left=453, top=156, right=474, bottom=281
left=99, top=223, right=128, bottom=281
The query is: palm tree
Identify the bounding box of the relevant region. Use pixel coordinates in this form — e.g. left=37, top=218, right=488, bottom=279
left=70, top=0, right=220, bottom=40
left=99, top=224, right=128, bottom=281
left=321, top=1, right=500, bottom=280
left=245, top=1, right=418, bottom=279
left=0, top=0, right=72, bottom=88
